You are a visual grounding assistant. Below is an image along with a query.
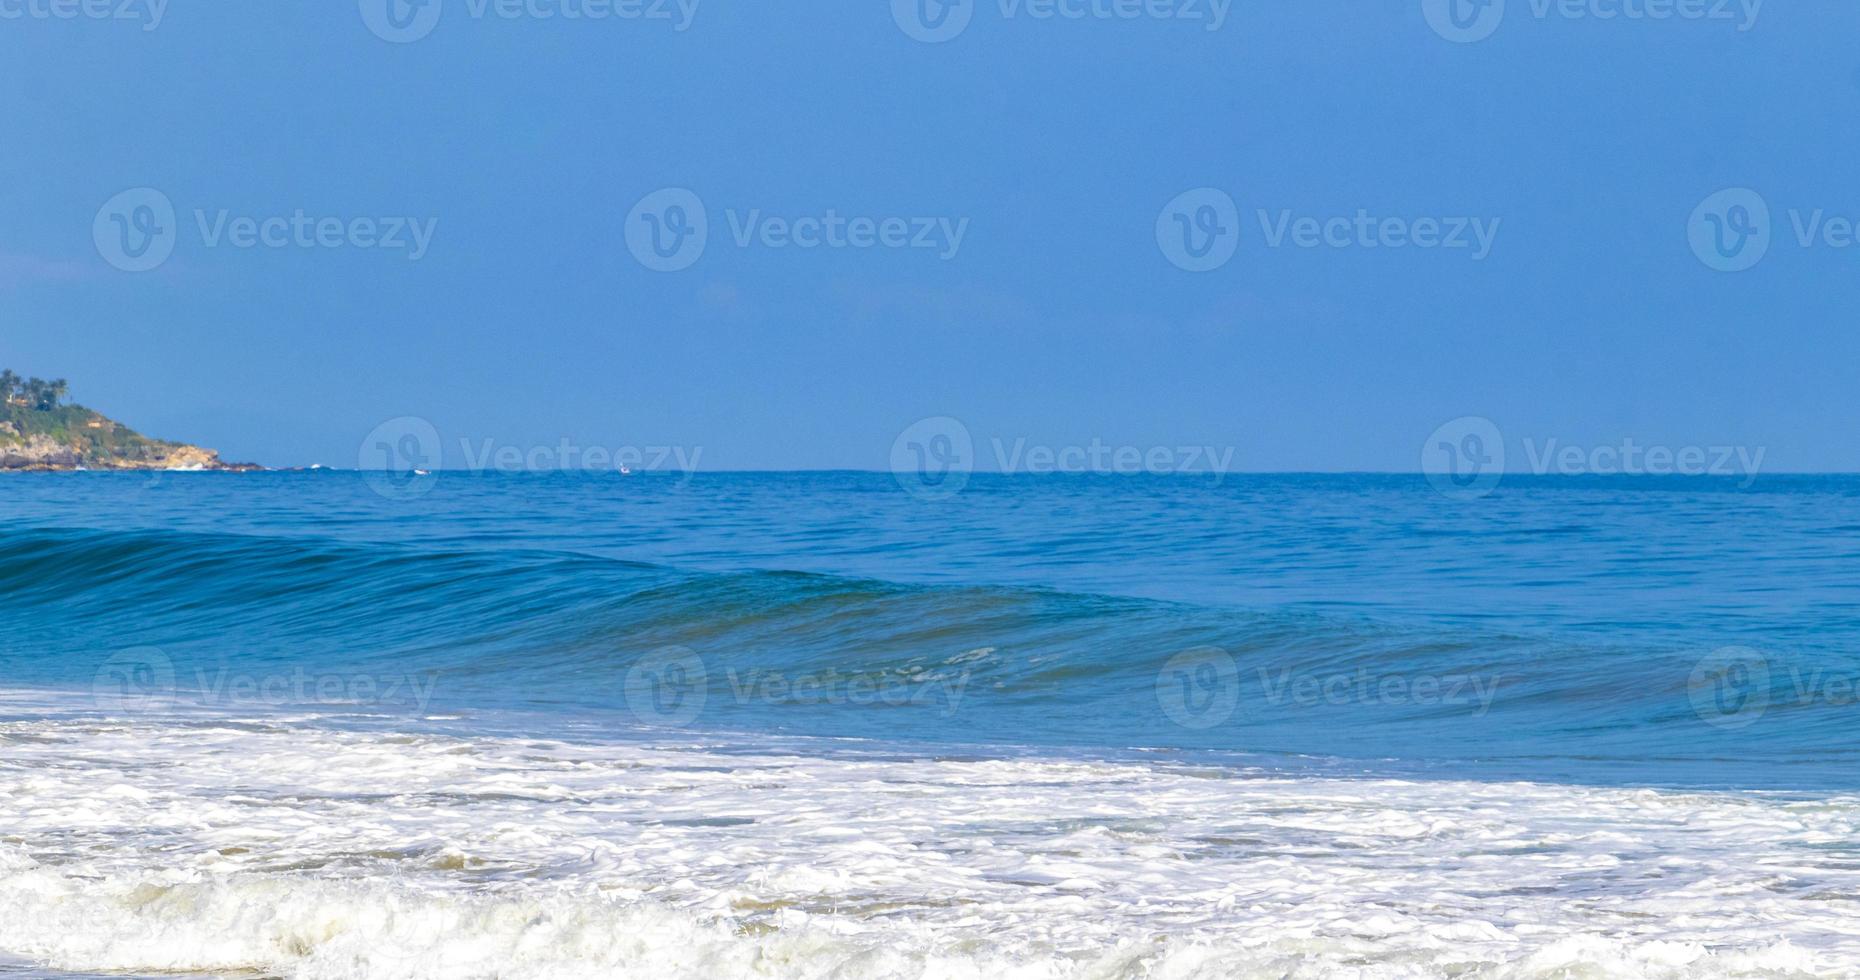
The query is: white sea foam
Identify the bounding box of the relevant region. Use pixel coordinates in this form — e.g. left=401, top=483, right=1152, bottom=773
left=0, top=704, right=1856, bottom=978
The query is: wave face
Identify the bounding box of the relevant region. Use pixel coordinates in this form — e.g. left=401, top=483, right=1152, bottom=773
left=3, top=472, right=1860, bottom=788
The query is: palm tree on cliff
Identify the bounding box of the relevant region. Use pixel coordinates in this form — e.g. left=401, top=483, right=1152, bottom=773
left=0, top=371, right=17, bottom=404
left=49, top=379, right=68, bottom=407
left=23, top=378, right=51, bottom=411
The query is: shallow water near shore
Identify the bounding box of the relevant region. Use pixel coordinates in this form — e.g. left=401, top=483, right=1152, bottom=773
left=2, top=472, right=1857, bottom=977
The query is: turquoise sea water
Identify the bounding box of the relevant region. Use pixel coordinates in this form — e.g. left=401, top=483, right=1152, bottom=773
left=3, top=471, right=1855, bottom=788
left=3, top=473, right=1860, bottom=979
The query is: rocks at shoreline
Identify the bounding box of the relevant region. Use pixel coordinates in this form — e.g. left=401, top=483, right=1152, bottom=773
left=0, top=430, right=262, bottom=471
left=0, top=371, right=262, bottom=472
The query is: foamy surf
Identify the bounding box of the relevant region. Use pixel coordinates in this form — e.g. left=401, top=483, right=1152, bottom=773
left=0, top=707, right=1855, bottom=979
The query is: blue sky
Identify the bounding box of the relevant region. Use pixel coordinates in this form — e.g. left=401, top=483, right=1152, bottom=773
left=2, top=1, right=1855, bottom=470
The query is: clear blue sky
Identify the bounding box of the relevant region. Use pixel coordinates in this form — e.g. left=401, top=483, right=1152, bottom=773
left=3, top=1, right=1854, bottom=470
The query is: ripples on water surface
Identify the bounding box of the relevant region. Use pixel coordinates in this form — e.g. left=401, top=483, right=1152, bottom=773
left=1, top=473, right=1857, bottom=977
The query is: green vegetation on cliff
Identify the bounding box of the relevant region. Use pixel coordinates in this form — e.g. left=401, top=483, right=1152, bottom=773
left=0, top=370, right=252, bottom=471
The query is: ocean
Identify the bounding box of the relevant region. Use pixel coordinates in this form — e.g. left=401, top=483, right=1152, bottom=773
left=1, top=472, right=1857, bottom=978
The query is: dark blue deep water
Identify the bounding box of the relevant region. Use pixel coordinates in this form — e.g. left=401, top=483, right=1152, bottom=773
left=2, top=472, right=1856, bottom=790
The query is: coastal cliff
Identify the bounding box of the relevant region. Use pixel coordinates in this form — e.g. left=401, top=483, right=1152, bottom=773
left=0, top=371, right=259, bottom=472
